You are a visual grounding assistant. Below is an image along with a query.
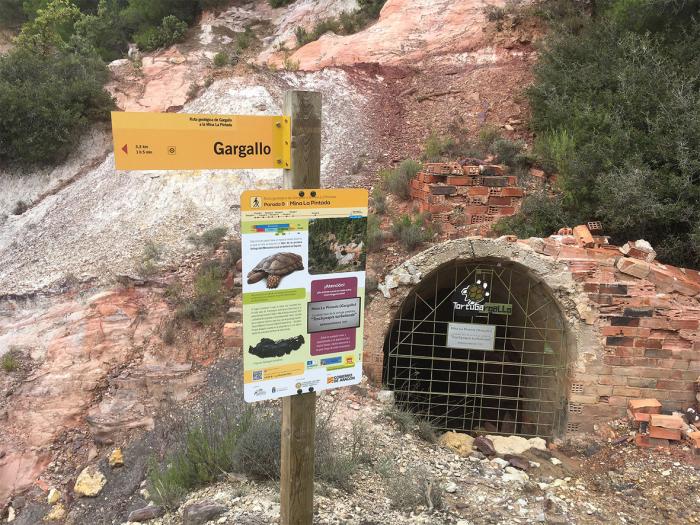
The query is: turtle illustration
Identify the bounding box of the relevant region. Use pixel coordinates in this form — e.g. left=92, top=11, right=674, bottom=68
left=247, top=252, right=304, bottom=288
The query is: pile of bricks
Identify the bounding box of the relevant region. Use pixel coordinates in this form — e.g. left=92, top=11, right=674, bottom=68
left=409, top=162, right=524, bottom=229
left=628, top=398, right=698, bottom=449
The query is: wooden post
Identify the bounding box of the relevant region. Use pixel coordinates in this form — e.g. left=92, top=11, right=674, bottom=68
left=280, top=90, right=321, bottom=525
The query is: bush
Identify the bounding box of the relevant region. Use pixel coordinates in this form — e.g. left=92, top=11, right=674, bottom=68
left=384, top=466, right=443, bottom=511
left=367, top=214, right=383, bottom=251
left=2, top=352, right=19, bottom=372
left=176, top=261, right=226, bottom=324
left=382, top=160, right=421, bottom=200
left=149, top=406, right=253, bottom=509
left=136, top=241, right=163, bottom=277
left=391, top=214, right=431, bottom=250
left=236, top=26, right=255, bottom=50
left=371, top=188, right=387, bottom=214
left=268, top=0, right=294, bottom=7
left=294, top=1, right=387, bottom=46
left=212, top=51, right=228, bottom=67
left=385, top=406, right=415, bottom=433
left=493, top=190, right=570, bottom=239
left=524, top=1, right=700, bottom=267
left=133, top=14, right=187, bottom=50
left=490, top=138, right=525, bottom=167
left=0, top=46, right=113, bottom=165
left=415, top=419, right=438, bottom=444
left=233, top=410, right=281, bottom=480
left=188, top=226, right=228, bottom=250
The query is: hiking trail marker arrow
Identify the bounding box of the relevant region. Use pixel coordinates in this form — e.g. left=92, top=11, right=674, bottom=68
left=111, top=112, right=291, bottom=170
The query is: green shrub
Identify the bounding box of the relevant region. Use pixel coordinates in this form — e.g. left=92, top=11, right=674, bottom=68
left=490, top=138, right=525, bottom=167
left=294, top=1, right=387, bottom=46
left=525, top=1, right=700, bottom=267
left=384, top=466, right=443, bottom=511
left=391, top=214, right=431, bottom=250
left=148, top=406, right=253, bottom=509
left=0, top=46, right=113, bottom=166
left=283, top=57, right=299, bottom=71
left=188, top=226, right=228, bottom=250
left=268, top=0, right=294, bottom=7
left=371, top=188, right=387, bottom=214
left=493, top=190, right=570, bottom=239
left=0, top=0, right=26, bottom=28
left=385, top=406, right=415, bottom=433
left=367, top=214, right=383, bottom=251
left=212, top=51, right=228, bottom=67
left=382, top=160, right=421, bottom=200
left=136, top=240, right=163, bottom=277
left=236, top=26, right=255, bottom=50
left=133, top=14, right=187, bottom=50
left=2, top=352, right=19, bottom=373
left=233, top=411, right=281, bottom=480
left=415, top=419, right=438, bottom=444
left=176, top=262, right=226, bottom=324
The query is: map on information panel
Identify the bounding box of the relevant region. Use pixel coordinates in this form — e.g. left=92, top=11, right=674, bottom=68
left=241, top=188, right=368, bottom=402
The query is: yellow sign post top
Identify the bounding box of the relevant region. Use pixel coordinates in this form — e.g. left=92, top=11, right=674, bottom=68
left=111, top=112, right=291, bottom=171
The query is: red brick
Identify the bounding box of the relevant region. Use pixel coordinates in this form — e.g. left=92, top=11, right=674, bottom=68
left=599, top=284, right=629, bottom=295
left=608, top=396, right=629, bottom=406
left=466, top=186, right=489, bottom=197
left=635, top=435, right=670, bottom=448
left=573, top=225, right=595, bottom=247
left=463, top=165, right=480, bottom=176
left=606, top=336, right=635, bottom=346
left=598, top=375, right=628, bottom=386
left=428, top=204, right=452, bottom=214
left=648, top=426, right=682, bottom=441
left=488, top=196, right=513, bottom=206
left=656, top=379, right=693, bottom=391
left=670, top=319, right=699, bottom=330
left=446, top=176, right=471, bottom=186
left=603, top=356, right=635, bottom=366
left=501, top=187, right=524, bottom=197
left=610, top=316, right=641, bottom=327
left=612, top=385, right=642, bottom=397
left=464, top=205, right=488, bottom=215
left=644, top=348, right=672, bottom=359
left=491, top=206, right=516, bottom=216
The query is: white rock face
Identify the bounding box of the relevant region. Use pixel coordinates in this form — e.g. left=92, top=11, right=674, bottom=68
left=0, top=70, right=378, bottom=296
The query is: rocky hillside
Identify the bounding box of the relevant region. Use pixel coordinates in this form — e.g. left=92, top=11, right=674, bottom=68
left=0, top=0, right=544, bottom=520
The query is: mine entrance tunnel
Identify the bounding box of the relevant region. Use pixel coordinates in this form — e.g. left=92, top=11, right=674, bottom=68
left=383, top=258, right=570, bottom=438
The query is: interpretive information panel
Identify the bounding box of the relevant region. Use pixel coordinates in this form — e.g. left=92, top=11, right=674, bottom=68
left=241, top=188, right=368, bottom=402
left=447, top=323, right=496, bottom=351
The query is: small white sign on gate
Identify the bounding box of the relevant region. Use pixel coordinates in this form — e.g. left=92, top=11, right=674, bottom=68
left=446, top=322, right=496, bottom=351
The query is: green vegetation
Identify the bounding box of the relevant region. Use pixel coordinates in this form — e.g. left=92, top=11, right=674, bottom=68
left=149, top=401, right=377, bottom=509
left=499, top=0, right=700, bottom=267
left=136, top=240, right=163, bottom=277
left=188, top=226, right=228, bottom=250
left=371, top=187, right=387, bottom=214
left=382, top=159, right=422, bottom=200
left=422, top=123, right=527, bottom=168
left=213, top=51, right=228, bottom=67
left=382, top=464, right=443, bottom=511
left=1, top=0, right=248, bottom=166
left=366, top=214, right=383, bottom=251
left=267, top=0, right=294, bottom=7
left=2, top=351, right=19, bottom=373
left=295, top=0, right=387, bottom=46
left=176, top=260, right=227, bottom=324
left=391, top=213, right=434, bottom=250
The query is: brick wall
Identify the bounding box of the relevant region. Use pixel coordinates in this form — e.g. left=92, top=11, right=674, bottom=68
left=409, top=162, right=524, bottom=235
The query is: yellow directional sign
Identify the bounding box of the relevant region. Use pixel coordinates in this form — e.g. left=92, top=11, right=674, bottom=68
left=111, top=112, right=291, bottom=170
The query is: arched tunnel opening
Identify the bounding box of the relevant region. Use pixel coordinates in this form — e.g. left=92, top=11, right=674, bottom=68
left=383, top=258, right=570, bottom=438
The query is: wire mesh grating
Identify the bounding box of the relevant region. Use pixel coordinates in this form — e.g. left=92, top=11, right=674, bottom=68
left=383, top=260, right=569, bottom=438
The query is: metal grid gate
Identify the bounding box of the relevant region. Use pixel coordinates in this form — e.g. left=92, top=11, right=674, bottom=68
left=383, top=259, right=568, bottom=438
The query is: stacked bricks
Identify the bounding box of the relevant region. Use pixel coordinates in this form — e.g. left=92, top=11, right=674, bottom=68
left=532, top=229, right=700, bottom=434
left=409, top=162, right=524, bottom=229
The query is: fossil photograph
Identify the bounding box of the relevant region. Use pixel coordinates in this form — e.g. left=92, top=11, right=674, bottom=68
left=248, top=335, right=305, bottom=359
